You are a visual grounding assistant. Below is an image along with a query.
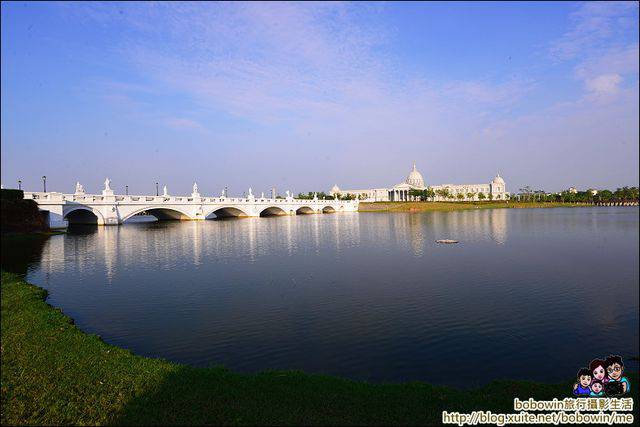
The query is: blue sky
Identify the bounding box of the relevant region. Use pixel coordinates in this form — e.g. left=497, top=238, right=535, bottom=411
left=1, top=1, right=638, bottom=195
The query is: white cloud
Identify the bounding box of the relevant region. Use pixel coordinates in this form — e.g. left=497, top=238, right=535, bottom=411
left=547, top=2, right=638, bottom=100
left=80, top=2, right=531, bottom=136
left=550, top=1, right=638, bottom=60
left=164, top=117, right=206, bottom=132
left=585, top=73, right=623, bottom=95
left=574, top=44, right=639, bottom=81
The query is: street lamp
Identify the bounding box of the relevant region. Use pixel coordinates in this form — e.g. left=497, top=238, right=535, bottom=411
left=125, top=185, right=129, bottom=195
left=18, top=179, right=22, bottom=190
left=155, top=182, right=159, bottom=196
left=42, top=176, right=47, bottom=192
left=224, top=186, right=228, bottom=198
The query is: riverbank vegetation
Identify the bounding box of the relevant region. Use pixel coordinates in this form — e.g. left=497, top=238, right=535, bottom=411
left=4, top=272, right=637, bottom=425
left=403, top=186, right=639, bottom=204
left=299, top=187, right=639, bottom=204
left=0, top=189, right=50, bottom=234
left=358, top=201, right=599, bottom=213
left=512, top=186, right=639, bottom=204
left=296, top=191, right=357, bottom=200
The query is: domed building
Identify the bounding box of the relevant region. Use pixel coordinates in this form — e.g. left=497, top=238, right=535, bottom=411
left=330, top=164, right=508, bottom=202
left=491, top=173, right=505, bottom=193
left=405, top=163, right=425, bottom=188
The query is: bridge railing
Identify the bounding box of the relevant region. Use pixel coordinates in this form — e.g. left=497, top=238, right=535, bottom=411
left=23, top=192, right=358, bottom=206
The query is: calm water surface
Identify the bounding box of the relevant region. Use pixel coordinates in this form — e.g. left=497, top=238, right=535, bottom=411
left=4, top=207, right=639, bottom=387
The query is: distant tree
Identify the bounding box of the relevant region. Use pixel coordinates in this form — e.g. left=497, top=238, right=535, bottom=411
left=425, top=187, right=436, bottom=201
left=409, top=189, right=424, bottom=201
left=613, top=187, right=623, bottom=201
left=580, top=191, right=593, bottom=204
left=456, top=192, right=465, bottom=201
left=599, top=190, right=612, bottom=201
left=488, top=193, right=493, bottom=201
left=621, top=186, right=632, bottom=201
left=296, top=191, right=333, bottom=200
left=467, top=192, right=475, bottom=200
left=478, top=192, right=486, bottom=201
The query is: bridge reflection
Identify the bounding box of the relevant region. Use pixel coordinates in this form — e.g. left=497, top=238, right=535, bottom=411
left=34, top=209, right=510, bottom=282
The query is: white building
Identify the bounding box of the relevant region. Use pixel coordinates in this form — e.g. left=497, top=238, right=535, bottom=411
left=330, top=164, right=509, bottom=202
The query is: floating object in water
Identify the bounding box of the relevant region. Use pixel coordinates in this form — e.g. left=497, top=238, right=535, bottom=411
left=436, top=239, right=459, bottom=244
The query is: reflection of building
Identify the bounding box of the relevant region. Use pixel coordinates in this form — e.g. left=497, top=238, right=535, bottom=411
left=489, top=209, right=508, bottom=244
left=427, top=207, right=509, bottom=245
left=330, top=164, right=509, bottom=201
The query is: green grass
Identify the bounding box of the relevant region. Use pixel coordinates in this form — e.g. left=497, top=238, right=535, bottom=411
left=1, top=272, right=637, bottom=425
left=358, top=201, right=594, bottom=212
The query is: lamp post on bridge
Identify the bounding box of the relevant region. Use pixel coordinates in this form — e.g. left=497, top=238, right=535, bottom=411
left=125, top=185, right=129, bottom=195
left=42, top=176, right=47, bottom=193
left=155, top=182, right=159, bottom=196
left=18, top=179, right=22, bottom=190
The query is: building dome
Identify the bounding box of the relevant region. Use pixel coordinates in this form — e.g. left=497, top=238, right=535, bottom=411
left=492, top=173, right=505, bottom=186
left=405, top=163, right=425, bottom=188
left=330, top=184, right=341, bottom=194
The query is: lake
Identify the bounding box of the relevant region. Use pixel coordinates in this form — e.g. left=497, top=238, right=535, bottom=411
left=2, top=207, right=638, bottom=388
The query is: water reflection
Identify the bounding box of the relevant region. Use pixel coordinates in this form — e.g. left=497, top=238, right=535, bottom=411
left=358, top=208, right=508, bottom=258
left=4, top=207, right=638, bottom=387
left=1, top=234, right=50, bottom=275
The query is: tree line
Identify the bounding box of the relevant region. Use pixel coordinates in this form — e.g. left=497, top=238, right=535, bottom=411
left=407, top=188, right=496, bottom=201
left=296, top=186, right=639, bottom=203
left=515, top=186, right=639, bottom=203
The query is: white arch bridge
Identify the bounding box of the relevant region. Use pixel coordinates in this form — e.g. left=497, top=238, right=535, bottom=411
left=24, top=187, right=358, bottom=229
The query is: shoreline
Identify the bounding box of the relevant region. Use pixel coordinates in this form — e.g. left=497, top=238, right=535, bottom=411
left=357, top=201, right=637, bottom=213
left=2, top=272, right=638, bottom=425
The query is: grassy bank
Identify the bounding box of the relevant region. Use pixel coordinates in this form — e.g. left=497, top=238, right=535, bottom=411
left=359, top=201, right=595, bottom=213
left=1, top=272, right=637, bottom=425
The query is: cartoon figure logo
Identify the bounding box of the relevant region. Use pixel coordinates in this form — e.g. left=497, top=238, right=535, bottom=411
left=589, top=358, right=608, bottom=384
left=573, top=368, right=592, bottom=396
left=604, top=355, right=630, bottom=396
left=573, top=355, right=630, bottom=397
left=590, top=380, right=604, bottom=397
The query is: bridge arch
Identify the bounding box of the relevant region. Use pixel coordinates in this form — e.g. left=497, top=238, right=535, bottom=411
left=322, top=206, right=336, bottom=213
left=205, top=206, right=249, bottom=219
left=296, top=206, right=315, bottom=215
left=121, top=206, right=193, bottom=223
left=260, top=206, right=287, bottom=217
left=64, top=206, right=105, bottom=225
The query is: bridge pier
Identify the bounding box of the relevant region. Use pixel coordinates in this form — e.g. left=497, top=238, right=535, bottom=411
left=42, top=204, right=68, bottom=229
